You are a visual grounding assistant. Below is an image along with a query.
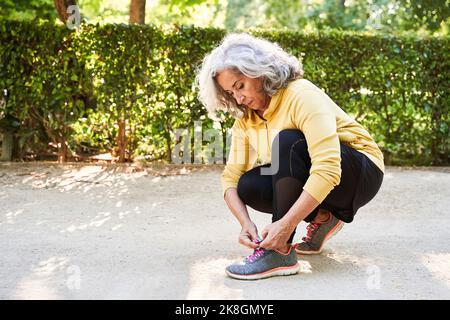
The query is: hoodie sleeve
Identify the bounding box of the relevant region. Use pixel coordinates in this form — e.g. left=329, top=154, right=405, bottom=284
left=291, top=88, right=342, bottom=203
left=221, top=120, right=257, bottom=197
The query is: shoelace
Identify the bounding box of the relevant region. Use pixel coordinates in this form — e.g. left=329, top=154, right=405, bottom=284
left=302, top=222, right=319, bottom=243
left=245, top=239, right=265, bottom=263
left=245, top=248, right=265, bottom=263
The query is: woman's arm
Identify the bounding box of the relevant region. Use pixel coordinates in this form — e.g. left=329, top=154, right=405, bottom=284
left=282, top=189, right=320, bottom=228
left=221, top=121, right=260, bottom=249
left=221, top=122, right=257, bottom=197
left=224, top=187, right=252, bottom=226
left=259, top=189, right=319, bottom=250
left=225, top=187, right=260, bottom=249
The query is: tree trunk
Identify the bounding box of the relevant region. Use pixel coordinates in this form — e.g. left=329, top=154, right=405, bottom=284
left=117, top=118, right=127, bottom=163
left=58, top=135, right=68, bottom=163
left=129, top=0, right=146, bottom=24
left=54, top=0, right=78, bottom=23
left=164, top=122, right=172, bottom=163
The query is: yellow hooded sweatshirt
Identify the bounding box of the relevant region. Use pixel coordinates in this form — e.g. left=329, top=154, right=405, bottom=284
left=221, top=79, right=385, bottom=204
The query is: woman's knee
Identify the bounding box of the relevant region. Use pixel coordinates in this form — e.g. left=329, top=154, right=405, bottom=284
left=271, top=129, right=311, bottom=179
left=237, top=172, right=257, bottom=205
left=272, top=129, right=307, bottom=156
left=237, top=171, right=273, bottom=213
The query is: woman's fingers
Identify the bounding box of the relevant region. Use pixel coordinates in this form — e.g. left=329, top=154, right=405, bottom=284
left=240, top=238, right=257, bottom=249
left=239, top=222, right=260, bottom=248
left=244, top=222, right=258, bottom=239
left=259, top=225, right=273, bottom=249
left=249, top=229, right=260, bottom=243
left=261, top=226, right=269, bottom=240
left=239, top=233, right=259, bottom=249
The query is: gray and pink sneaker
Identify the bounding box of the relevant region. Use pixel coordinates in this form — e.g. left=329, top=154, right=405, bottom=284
left=295, top=214, right=344, bottom=255
left=225, top=243, right=300, bottom=280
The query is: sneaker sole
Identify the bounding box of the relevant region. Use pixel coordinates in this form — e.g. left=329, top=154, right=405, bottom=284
left=295, top=221, right=344, bottom=255
left=225, top=263, right=300, bottom=280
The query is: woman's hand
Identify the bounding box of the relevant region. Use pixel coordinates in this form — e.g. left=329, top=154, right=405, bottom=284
left=239, top=221, right=260, bottom=249
left=259, top=219, right=295, bottom=251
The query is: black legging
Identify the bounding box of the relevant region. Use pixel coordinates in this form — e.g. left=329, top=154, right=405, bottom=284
left=237, top=129, right=384, bottom=243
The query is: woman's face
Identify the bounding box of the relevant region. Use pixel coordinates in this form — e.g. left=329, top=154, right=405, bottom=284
left=216, top=69, right=270, bottom=114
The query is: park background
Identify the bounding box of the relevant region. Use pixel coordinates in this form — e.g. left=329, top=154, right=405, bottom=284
left=1, top=0, right=448, bottom=166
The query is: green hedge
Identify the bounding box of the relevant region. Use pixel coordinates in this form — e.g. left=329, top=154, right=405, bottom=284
left=0, top=21, right=449, bottom=165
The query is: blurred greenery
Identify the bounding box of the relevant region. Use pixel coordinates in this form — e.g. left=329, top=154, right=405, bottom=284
left=0, top=0, right=449, bottom=35
left=1, top=0, right=57, bottom=21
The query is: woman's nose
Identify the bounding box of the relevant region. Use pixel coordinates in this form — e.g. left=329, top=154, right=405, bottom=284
left=236, top=94, right=244, bottom=104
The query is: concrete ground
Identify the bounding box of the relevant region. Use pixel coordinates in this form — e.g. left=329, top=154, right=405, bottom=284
left=0, top=162, right=449, bottom=300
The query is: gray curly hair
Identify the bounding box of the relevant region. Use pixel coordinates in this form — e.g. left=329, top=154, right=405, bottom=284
left=196, top=33, right=304, bottom=120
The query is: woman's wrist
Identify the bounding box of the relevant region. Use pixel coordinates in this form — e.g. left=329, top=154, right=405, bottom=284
left=279, top=215, right=298, bottom=233
left=241, top=218, right=254, bottom=228
left=282, top=189, right=320, bottom=229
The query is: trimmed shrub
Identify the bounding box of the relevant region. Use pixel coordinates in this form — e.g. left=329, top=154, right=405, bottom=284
left=0, top=21, right=448, bottom=165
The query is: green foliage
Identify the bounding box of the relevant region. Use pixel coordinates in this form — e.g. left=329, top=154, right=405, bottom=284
left=262, top=0, right=450, bottom=35
left=2, top=0, right=448, bottom=36
left=0, top=21, right=448, bottom=165
left=257, top=29, right=449, bottom=165
left=0, top=0, right=57, bottom=21
left=0, top=21, right=92, bottom=159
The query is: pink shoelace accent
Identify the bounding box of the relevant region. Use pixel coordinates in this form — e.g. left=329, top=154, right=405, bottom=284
left=302, top=222, right=319, bottom=243
left=246, top=248, right=265, bottom=263
left=245, top=239, right=265, bottom=263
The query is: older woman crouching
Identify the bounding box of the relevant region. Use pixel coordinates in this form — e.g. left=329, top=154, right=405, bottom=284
left=196, top=33, right=384, bottom=280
